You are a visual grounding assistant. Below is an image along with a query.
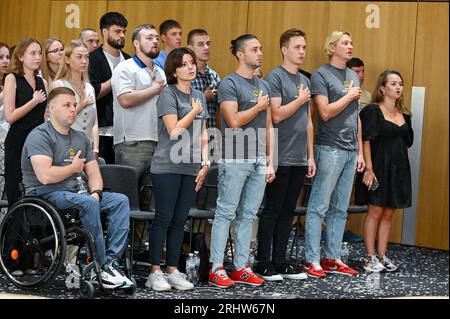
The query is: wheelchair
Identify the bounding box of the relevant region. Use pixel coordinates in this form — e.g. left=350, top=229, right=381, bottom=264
left=0, top=196, right=136, bottom=298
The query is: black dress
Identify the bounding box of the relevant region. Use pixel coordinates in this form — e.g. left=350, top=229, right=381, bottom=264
left=355, top=104, right=414, bottom=209
left=4, top=74, right=47, bottom=206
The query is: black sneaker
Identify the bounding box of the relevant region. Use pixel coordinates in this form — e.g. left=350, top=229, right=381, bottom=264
left=254, top=263, right=283, bottom=282
left=275, top=263, right=308, bottom=280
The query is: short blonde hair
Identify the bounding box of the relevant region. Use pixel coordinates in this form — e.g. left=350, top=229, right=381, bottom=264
left=324, top=31, right=351, bottom=57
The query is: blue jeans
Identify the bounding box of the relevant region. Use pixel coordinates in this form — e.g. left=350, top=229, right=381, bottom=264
left=149, top=173, right=197, bottom=267
left=37, top=191, right=130, bottom=265
left=304, top=145, right=357, bottom=263
left=210, top=160, right=267, bottom=270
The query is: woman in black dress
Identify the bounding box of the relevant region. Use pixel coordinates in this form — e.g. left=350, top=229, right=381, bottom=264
left=356, top=70, right=413, bottom=273
left=3, top=38, right=47, bottom=206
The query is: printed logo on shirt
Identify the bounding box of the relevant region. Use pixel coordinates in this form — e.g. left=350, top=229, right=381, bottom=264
left=64, top=147, right=76, bottom=163
left=343, top=80, right=351, bottom=93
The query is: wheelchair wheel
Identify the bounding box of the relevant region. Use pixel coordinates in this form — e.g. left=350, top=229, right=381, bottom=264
left=79, top=280, right=95, bottom=299
left=0, top=197, right=67, bottom=289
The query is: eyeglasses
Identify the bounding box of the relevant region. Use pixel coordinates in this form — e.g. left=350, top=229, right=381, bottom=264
left=47, top=47, right=64, bottom=54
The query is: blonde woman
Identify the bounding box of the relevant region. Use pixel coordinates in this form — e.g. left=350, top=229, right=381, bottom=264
left=41, top=37, right=64, bottom=84
left=356, top=70, right=413, bottom=273
left=51, top=40, right=99, bottom=157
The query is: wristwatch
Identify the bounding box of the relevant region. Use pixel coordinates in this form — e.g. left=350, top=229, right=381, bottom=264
left=201, top=160, right=211, bottom=168
left=90, top=189, right=103, bottom=200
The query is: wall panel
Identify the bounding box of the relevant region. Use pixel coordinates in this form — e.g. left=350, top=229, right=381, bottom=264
left=0, top=0, right=51, bottom=46
left=49, top=1, right=108, bottom=45
left=413, top=2, right=449, bottom=250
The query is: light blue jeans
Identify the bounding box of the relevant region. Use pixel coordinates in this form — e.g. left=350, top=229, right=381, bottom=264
left=210, top=159, right=267, bottom=270
left=36, top=190, right=130, bottom=266
left=304, top=145, right=357, bottom=263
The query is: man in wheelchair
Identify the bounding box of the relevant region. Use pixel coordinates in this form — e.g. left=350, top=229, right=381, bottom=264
left=20, top=87, right=133, bottom=289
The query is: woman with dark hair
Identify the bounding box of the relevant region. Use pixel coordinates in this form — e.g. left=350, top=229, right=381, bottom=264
left=0, top=42, right=11, bottom=197
left=146, top=47, right=209, bottom=292
left=3, top=38, right=47, bottom=206
left=356, top=70, right=413, bottom=273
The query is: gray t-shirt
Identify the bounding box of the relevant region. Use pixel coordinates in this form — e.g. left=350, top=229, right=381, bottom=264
left=151, top=85, right=208, bottom=176
left=266, top=66, right=310, bottom=166
left=218, top=72, right=270, bottom=160
left=310, top=64, right=359, bottom=150
left=21, top=122, right=95, bottom=195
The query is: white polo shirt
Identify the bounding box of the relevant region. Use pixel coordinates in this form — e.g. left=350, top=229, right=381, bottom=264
left=111, top=55, right=166, bottom=145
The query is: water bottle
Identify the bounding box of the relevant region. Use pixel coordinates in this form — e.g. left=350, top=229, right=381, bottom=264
left=248, top=249, right=255, bottom=268
left=76, top=176, right=88, bottom=195
left=193, top=251, right=200, bottom=284
left=185, top=253, right=196, bottom=284
left=341, top=242, right=349, bottom=265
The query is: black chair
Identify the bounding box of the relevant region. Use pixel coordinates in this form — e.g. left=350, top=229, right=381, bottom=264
left=99, top=164, right=155, bottom=276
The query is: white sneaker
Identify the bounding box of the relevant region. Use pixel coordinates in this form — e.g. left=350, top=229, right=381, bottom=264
left=363, top=255, right=385, bottom=273
left=167, top=269, right=194, bottom=291
left=109, top=259, right=134, bottom=288
left=100, top=264, right=126, bottom=289
left=145, top=270, right=171, bottom=291
left=379, top=255, right=399, bottom=272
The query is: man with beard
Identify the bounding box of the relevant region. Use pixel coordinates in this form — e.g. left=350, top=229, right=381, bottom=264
left=89, top=12, right=130, bottom=164
left=111, top=24, right=166, bottom=254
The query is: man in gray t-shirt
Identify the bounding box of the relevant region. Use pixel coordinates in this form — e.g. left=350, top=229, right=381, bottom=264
left=256, top=29, right=316, bottom=281
left=209, top=34, right=274, bottom=289
left=21, top=87, right=133, bottom=289
left=303, top=31, right=365, bottom=279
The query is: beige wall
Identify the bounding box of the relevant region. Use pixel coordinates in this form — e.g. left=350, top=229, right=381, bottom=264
left=1, top=0, right=447, bottom=249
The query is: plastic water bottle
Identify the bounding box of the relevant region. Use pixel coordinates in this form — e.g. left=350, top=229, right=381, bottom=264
left=248, top=249, right=255, bottom=268
left=185, top=253, right=196, bottom=284
left=341, top=242, right=349, bottom=265
left=76, top=176, right=88, bottom=195
left=193, top=251, right=200, bottom=284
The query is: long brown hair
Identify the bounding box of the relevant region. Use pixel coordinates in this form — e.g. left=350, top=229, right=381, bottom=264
left=41, top=37, right=64, bottom=83
left=9, top=37, right=41, bottom=76
left=55, top=40, right=89, bottom=83
left=372, top=70, right=411, bottom=115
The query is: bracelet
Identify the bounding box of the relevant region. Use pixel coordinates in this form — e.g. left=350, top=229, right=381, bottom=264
left=201, top=160, right=211, bottom=167
left=90, top=189, right=103, bottom=200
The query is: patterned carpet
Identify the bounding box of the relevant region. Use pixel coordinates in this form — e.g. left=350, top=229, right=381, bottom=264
left=0, top=236, right=448, bottom=300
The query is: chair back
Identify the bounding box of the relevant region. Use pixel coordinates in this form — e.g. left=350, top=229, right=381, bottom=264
left=99, top=164, right=140, bottom=211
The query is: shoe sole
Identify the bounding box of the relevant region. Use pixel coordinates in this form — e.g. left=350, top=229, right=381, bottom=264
left=260, top=275, right=283, bottom=282
left=171, top=285, right=195, bottom=291
left=305, top=272, right=326, bottom=279
left=281, top=274, right=308, bottom=280
left=323, top=270, right=357, bottom=276
left=232, top=280, right=264, bottom=286
left=363, top=266, right=384, bottom=273
left=208, top=281, right=235, bottom=289
left=150, top=286, right=172, bottom=292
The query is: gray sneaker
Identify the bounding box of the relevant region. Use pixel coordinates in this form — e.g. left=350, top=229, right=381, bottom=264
left=363, top=255, right=385, bottom=273
left=145, top=270, right=171, bottom=291
left=167, top=269, right=194, bottom=291
left=378, top=255, right=398, bottom=272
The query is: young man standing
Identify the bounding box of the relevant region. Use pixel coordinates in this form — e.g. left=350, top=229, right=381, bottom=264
left=347, top=57, right=372, bottom=111
left=153, top=19, right=182, bottom=69
left=209, top=34, right=275, bottom=289
left=89, top=12, right=130, bottom=164
left=79, top=28, right=100, bottom=52
left=303, top=31, right=365, bottom=278
left=256, top=29, right=315, bottom=281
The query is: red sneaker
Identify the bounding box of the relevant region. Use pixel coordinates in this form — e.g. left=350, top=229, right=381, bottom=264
left=320, top=258, right=358, bottom=276
left=230, top=266, right=264, bottom=286
left=209, top=266, right=235, bottom=288
left=303, top=261, right=326, bottom=278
